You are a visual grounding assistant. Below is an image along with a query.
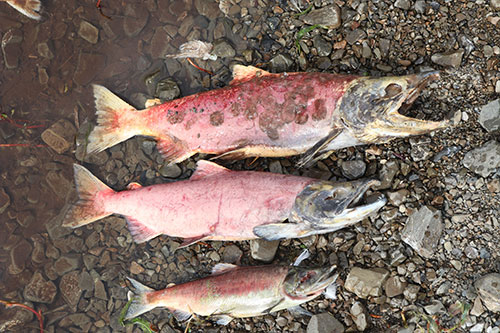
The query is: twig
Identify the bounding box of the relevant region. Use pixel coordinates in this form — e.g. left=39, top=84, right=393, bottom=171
left=0, top=143, right=46, bottom=148
left=186, top=58, right=214, bottom=75
left=0, top=300, right=44, bottom=333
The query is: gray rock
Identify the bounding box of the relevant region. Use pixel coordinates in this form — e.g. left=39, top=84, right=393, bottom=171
left=59, top=313, right=90, bottom=328
left=403, top=284, right=420, bottom=302
left=401, top=206, right=442, bottom=258
left=313, top=35, right=332, bottom=57
left=269, top=160, right=283, bottom=174
left=123, top=3, right=149, bottom=37
left=74, top=52, right=106, bottom=86
left=94, top=278, right=108, bottom=300
left=159, top=163, right=182, bottom=178
left=374, top=160, right=399, bottom=190
left=155, top=78, right=180, bottom=101
left=222, top=245, right=243, bottom=264
left=150, top=27, right=172, bottom=59
left=385, top=276, right=407, bottom=297
left=8, top=239, right=32, bottom=275
left=270, top=53, right=294, bottom=72
left=250, top=239, right=280, bottom=262
left=341, top=160, right=366, bottom=180
left=496, top=80, right=500, bottom=93
left=345, top=29, right=367, bottom=45
left=60, top=271, right=82, bottom=311
left=31, top=235, right=46, bottom=264
left=345, top=267, right=389, bottom=298
left=0, top=187, right=10, bottom=214
left=350, top=302, right=368, bottom=331
left=386, top=189, right=409, bottom=206
left=37, top=42, right=54, bottom=59
left=212, top=39, right=235, bottom=58
left=306, top=312, right=344, bottom=333
left=41, top=119, right=76, bottom=154
left=395, top=0, right=411, bottom=10
left=24, top=271, right=57, bottom=303
left=194, top=0, right=220, bottom=20
left=431, top=49, right=464, bottom=68
left=1, top=29, right=22, bottom=70
left=410, top=137, right=432, bottom=161
left=479, top=99, right=500, bottom=133
left=463, top=141, right=500, bottom=177
left=492, top=0, right=500, bottom=10
left=54, top=255, right=81, bottom=276
left=475, top=273, right=500, bottom=312
left=414, top=0, right=427, bottom=13
left=302, top=5, right=341, bottom=29
left=78, top=21, right=99, bottom=44
left=424, top=300, right=446, bottom=315
left=79, top=271, right=94, bottom=292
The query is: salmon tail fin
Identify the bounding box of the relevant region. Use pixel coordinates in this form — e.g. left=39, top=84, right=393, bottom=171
left=124, top=278, right=157, bottom=320
left=253, top=223, right=306, bottom=241
left=6, top=0, right=42, bottom=20
left=62, top=164, right=114, bottom=228
left=86, top=85, right=141, bottom=155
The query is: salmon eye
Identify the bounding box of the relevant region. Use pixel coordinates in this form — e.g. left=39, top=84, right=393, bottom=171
left=385, top=84, right=402, bottom=98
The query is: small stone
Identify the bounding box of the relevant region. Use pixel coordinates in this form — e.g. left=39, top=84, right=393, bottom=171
left=9, top=240, right=32, bottom=275
left=74, top=52, right=106, bottom=86
left=341, top=160, right=366, bottom=180
left=269, top=160, right=283, bottom=174
left=150, top=27, right=171, bottom=59
left=395, top=0, right=411, bottom=10
left=123, top=3, right=149, bottom=37
left=222, top=245, right=242, bottom=264
left=410, top=137, right=432, bottom=161
left=493, top=0, right=500, bottom=10
left=403, top=284, right=420, bottom=302
left=345, top=29, right=367, bottom=45
left=37, top=42, right=54, bottom=59
left=159, top=163, right=182, bottom=178
left=450, top=260, right=462, bottom=270
left=496, top=80, right=500, bottom=93
left=23, top=271, right=57, bottom=303
left=313, top=35, right=332, bottom=57
left=60, top=271, right=82, bottom=311
left=1, top=29, right=23, bottom=70
left=155, top=78, right=180, bottom=101
left=94, top=278, right=108, bottom=300
left=385, top=276, right=407, bottom=297
left=250, top=239, right=280, bottom=262
left=386, top=189, right=409, bottom=206
left=424, top=300, right=446, bottom=315
left=462, top=141, right=500, bottom=177
left=401, top=206, right=442, bottom=258
left=431, top=49, right=464, bottom=68
left=0, top=187, right=10, bottom=214
left=41, top=119, right=76, bottom=154
left=479, top=99, right=500, bottom=133
left=470, top=297, right=485, bottom=316
left=79, top=271, right=94, bottom=292
left=475, top=273, right=500, bottom=313
left=270, top=53, right=294, bottom=72
left=350, top=302, right=368, bottom=331
left=414, top=0, right=426, bottom=13
left=78, top=21, right=99, bottom=44
left=194, top=0, right=220, bottom=20
left=31, top=235, right=46, bottom=264
left=130, top=261, right=145, bottom=275
left=374, top=160, right=399, bottom=190
left=212, top=39, right=235, bottom=58
left=345, top=267, right=389, bottom=298
left=302, top=5, right=341, bottom=29
left=54, top=255, right=81, bottom=276
left=306, top=312, right=344, bottom=333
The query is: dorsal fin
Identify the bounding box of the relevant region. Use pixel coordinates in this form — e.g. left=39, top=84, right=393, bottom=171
left=127, top=182, right=142, bottom=190
left=230, top=65, right=270, bottom=85
left=211, top=263, right=239, bottom=275
left=190, top=161, right=230, bottom=181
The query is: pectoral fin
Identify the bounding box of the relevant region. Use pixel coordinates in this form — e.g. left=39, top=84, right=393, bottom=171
left=253, top=223, right=305, bottom=241
left=178, top=235, right=207, bottom=249
left=214, top=315, right=234, bottom=325
left=296, top=128, right=342, bottom=168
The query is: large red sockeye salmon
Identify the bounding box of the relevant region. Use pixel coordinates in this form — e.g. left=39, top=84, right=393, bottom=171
left=62, top=161, right=386, bottom=247
left=87, top=65, right=449, bottom=167
left=124, top=263, right=338, bottom=325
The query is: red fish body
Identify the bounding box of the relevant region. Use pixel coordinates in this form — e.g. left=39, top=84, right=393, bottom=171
left=63, top=161, right=385, bottom=246
left=87, top=66, right=448, bottom=166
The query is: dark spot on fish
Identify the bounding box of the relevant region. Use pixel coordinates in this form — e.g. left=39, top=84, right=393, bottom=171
left=259, top=112, right=280, bottom=140
left=244, top=104, right=258, bottom=120
left=167, top=109, right=185, bottom=124
left=295, top=111, right=309, bottom=124
left=185, top=117, right=197, bottom=130
left=210, top=111, right=224, bottom=126
left=312, top=99, right=327, bottom=121
left=280, top=106, right=297, bottom=124
left=231, top=102, right=241, bottom=117
left=197, top=133, right=200, bottom=138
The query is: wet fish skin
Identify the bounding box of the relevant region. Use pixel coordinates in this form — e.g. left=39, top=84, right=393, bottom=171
left=85, top=65, right=449, bottom=166
left=1, top=0, right=42, bottom=20
left=62, top=160, right=386, bottom=247
left=124, top=263, right=338, bottom=324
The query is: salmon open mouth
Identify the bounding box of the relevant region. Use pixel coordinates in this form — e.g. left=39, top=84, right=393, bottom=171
left=398, top=71, right=440, bottom=114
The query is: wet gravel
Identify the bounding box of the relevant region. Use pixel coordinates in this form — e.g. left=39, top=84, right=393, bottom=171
left=0, top=0, right=499, bottom=332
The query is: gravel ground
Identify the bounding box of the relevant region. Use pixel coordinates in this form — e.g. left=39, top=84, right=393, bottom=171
left=0, top=0, right=499, bottom=332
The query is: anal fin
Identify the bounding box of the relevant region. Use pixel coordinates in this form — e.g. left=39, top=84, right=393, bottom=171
left=169, top=309, right=192, bottom=322
left=125, top=217, right=161, bottom=243
left=212, top=145, right=298, bottom=161
left=157, top=136, right=194, bottom=164
left=253, top=223, right=304, bottom=241
left=178, top=235, right=207, bottom=249
left=214, top=315, right=234, bottom=325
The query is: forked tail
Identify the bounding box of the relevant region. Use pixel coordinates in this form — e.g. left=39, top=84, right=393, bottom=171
left=124, top=278, right=156, bottom=320
left=62, top=164, right=115, bottom=228
left=86, top=85, right=142, bottom=155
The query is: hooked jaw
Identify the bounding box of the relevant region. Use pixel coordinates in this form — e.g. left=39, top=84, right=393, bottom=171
left=340, top=71, right=451, bottom=142
left=284, top=266, right=338, bottom=300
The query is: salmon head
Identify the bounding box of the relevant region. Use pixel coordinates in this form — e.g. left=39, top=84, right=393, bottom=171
left=283, top=265, right=338, bottom=300
left=339, top=71, right=450, bottom=143
left=289, top=178, right=386, bottom=234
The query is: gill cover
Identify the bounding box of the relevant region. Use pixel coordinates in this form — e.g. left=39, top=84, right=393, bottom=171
left=283, top=266, right=338, bottom=300
left=339, top=71, right=450, bottom=142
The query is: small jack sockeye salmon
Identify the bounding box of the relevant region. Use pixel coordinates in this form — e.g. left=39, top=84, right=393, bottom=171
left=62, top=161, right=386, bottom=247
left=0, top=0, right=41, bottom=20
left=124, top=263, right=338, bottom=325
left=86, top=65, right=449, bottom=167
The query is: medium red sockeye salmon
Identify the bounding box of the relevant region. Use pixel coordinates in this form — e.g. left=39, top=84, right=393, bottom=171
left=124, top=263, right=338, bottom=325
left=86, top=65, right=449, bottom=167
left=62, top=161, right=386, bottom=247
